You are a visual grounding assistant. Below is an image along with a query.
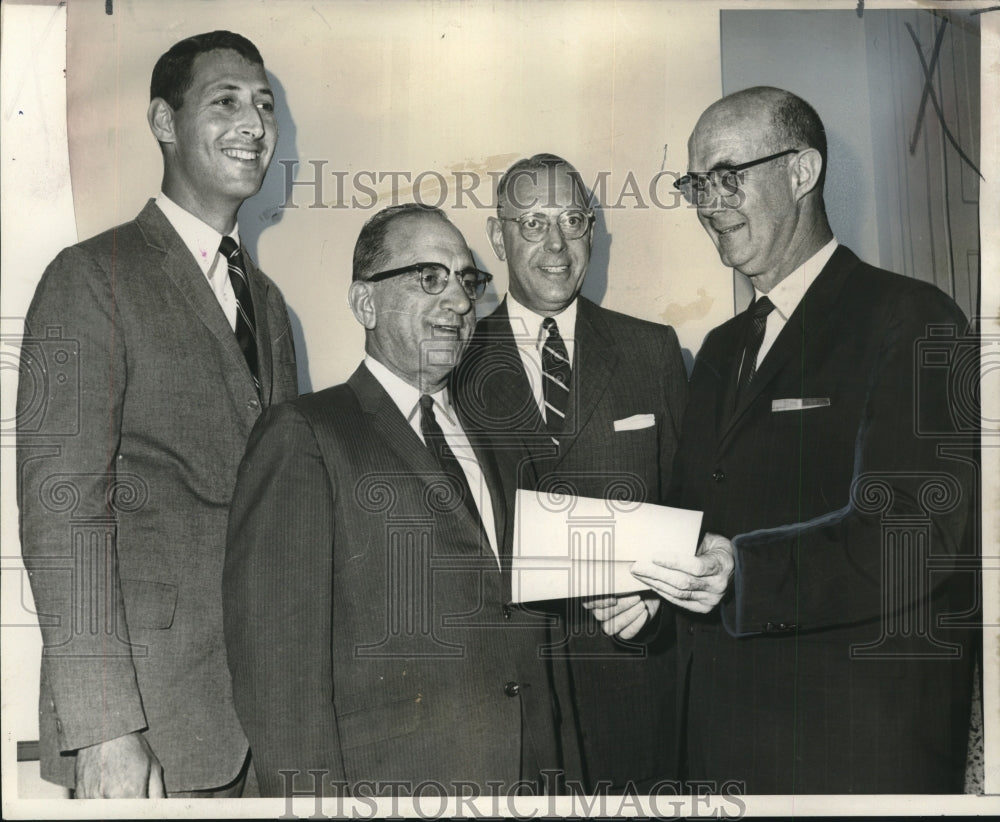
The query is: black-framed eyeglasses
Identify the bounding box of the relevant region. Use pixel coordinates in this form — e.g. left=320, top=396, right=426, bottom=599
left=365, top=262, right=493, bottom=301
left=673, top=149, right=800, bottom=205
left=498, top=209, right=594, bottom=242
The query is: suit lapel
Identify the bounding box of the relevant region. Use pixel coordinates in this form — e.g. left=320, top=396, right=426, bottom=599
left=244, top=251, right=275, bottom=403
left=556, top=297, right=617, bottom=468
left=135, top=201, right=261, bottom=401
left=719, top=246, right=857, bottom=449
left=350, top=365, right=502, bottom=562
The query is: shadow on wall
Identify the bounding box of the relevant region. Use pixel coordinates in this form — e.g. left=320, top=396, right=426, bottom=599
left=238, top=69, right=311, bottom=393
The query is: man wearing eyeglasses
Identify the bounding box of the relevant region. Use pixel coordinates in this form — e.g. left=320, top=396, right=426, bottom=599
left=599, top=86, right=976, bottom=793
left=223, top=203, right=565, bottom=796
left=454, top=155, right=689, bottom=792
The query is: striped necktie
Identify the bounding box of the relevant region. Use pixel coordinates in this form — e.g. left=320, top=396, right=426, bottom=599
left=541, top=317, right=571, bottom=444
left=219, top=236, right=260, bottom=395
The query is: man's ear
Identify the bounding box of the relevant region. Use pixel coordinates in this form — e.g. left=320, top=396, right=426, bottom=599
left=486, top=216, right=506, bottom=261
left=790, top=148, right=823, bottom=200
left=348, top=280, right=377, bottom=329
left=147, top=98, right=177, bottom=144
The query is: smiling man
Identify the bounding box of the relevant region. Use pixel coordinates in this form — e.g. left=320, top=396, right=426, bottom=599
left=453, top=155, right=689, bottom=792
left=17, top=31, right=298, bottom=797
left=223, top=203, right=566, bottom=797
left=601, top=86, right=977, bottom=793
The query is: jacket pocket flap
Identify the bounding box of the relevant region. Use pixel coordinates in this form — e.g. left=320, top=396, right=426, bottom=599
left=120, top=578, right=178, bottom=630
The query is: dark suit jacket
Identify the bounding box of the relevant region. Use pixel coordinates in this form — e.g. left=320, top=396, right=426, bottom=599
left=671, top=246, right=977, bottom=793
left=223, top=364, right=563, bottom=797
left=454, top=296, right=689, bottom=790
left=16, top=200, right=299, bottom=791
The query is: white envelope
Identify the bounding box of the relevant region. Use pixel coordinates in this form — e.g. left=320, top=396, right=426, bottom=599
left=511, top=489, right=703, bottom=603
left=613, top=413, right=656, bottom=431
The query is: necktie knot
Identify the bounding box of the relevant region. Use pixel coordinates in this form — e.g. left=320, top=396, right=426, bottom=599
left=219, top=235, right=240, bottom=260
left=418, top=393, right=437, bottom=427
left=751, top=295, right=775, bottom=320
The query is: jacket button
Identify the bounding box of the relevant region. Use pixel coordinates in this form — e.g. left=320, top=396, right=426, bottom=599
left=687, top=625, right=696, bottom=635
left=504, top=681, right=520, bottom=697
left=247, top=399, right=260, bottom=410
left=712, top=469, right=726, bottom=482
left=502, top=605, right=512, bottom=621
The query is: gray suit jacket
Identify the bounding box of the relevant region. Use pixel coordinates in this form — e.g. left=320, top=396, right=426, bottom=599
left=16, top=200, right=298, bottom=791
left=454, top=296, right=689, bottom=789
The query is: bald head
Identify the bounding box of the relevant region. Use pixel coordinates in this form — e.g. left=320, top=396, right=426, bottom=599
left=692, top=87, right=828, bottom=192
left=686, top=87, right=833, bottom=291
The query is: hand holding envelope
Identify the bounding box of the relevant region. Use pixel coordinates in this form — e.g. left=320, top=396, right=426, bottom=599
left=630, top=532, right=735, bottom=614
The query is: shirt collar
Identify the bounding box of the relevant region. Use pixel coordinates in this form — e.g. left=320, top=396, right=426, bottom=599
left=155, top=192, right=240, bottom=277
left=506, top=293, right=579, bottom=350
left=755, top=238, right=838, bottom=320
left=364, top=355, right=454, bottom=426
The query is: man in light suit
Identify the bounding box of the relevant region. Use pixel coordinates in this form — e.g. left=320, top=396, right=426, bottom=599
left=16, top=31, right=298, bottom=797
left=616, top=86, right=977, bottom=793
left=223, top=203, right=566, bottom=797
left=453, top=155, right=689, bottom=792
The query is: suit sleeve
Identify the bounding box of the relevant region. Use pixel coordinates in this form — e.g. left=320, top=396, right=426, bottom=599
left=223, top=403, right=344, bottom=796
left=16, top=245, right=147, bottom=753
left=722, top=288, right=976, bottom=636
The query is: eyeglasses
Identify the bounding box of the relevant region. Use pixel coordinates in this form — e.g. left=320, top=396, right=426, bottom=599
left=365, top=262, right=493, bottom=301
left=673, top=149, right=800, bottom=205
left=498, top=209, right=594, bottom=242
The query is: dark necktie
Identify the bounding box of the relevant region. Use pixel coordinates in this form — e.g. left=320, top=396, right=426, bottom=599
left=541, top=317, right=571, bottom=443
left=219, top=236, right=260, bottom=394
left=419, top=394, right=484, bottom=530
left=735, top=295, right=775, bottom=403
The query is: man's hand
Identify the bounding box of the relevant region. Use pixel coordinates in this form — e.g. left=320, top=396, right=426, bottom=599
left=581, top=593, right=661, bottom=640
left=630, top=532, right=735, bottom=614
left=74, top=731, right=164, bottom=798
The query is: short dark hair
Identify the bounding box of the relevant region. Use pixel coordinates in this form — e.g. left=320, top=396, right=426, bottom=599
left=496, top=153, right=589, bottom=213
left=150, top=31, right=264, bottom=110
left=352, top=203, right=449, bottom=281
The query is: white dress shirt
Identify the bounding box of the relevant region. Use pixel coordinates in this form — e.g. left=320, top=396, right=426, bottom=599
left=364, top=356, right=499, bottom=565
left=155, top=193, right=239, bottom=331
left=752, top=239, right=838, bottom=368
left=505, top=294, right=578, bottom=422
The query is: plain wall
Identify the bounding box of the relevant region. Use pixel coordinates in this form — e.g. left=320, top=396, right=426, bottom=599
left=62, top=0, right=733, bottom=391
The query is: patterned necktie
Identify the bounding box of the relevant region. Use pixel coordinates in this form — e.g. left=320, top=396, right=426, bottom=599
left=219, top=236, right=260, bottom=395
left=736, top=296, right=775, bottom=403
left=541, top=317, right=571, bottom=443
left=419, top=394, right=483, bottom=530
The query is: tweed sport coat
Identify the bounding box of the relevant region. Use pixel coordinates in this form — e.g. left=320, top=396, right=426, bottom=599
left=17, top=200, right=298, bottom=791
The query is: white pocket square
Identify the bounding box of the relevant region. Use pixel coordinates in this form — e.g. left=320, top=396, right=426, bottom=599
left=772, top=398, right=831, bottom=412
left=614, top=413, right=655, bottom=431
